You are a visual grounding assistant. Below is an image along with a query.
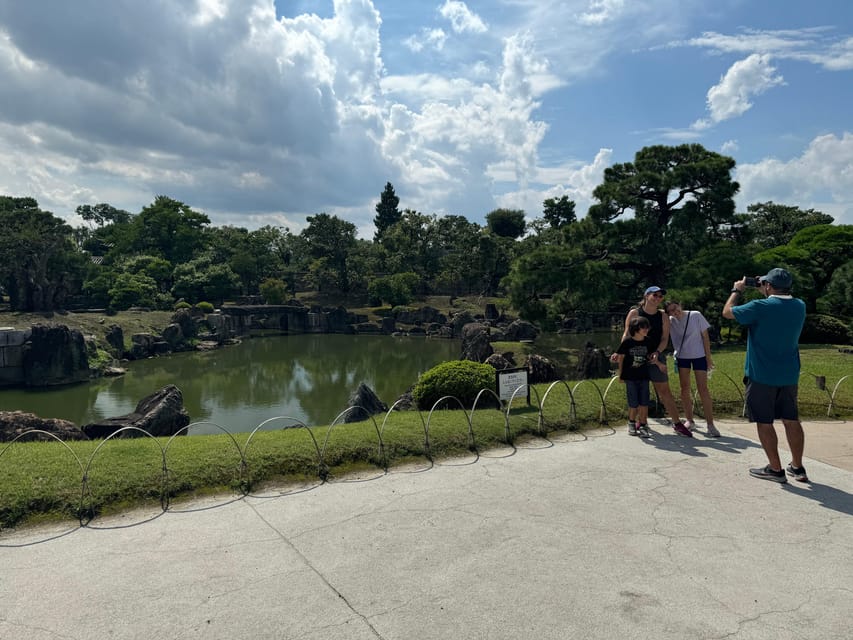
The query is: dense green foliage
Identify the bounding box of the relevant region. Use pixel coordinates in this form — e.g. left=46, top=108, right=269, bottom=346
left=373, top=181, right=401, bottom=242
left=800, top=314, right=851, bottom=344
left=412, top=360, right=497, bottom=409
left=1, top=144, right=850, bottom=341
left=259, top=277, right=288, bottom=304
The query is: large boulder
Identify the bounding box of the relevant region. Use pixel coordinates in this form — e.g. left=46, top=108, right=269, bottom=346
left=576, top=342, right=612, bottom=379
left=484, top=353, right=513, bottom=370
left=450, top=311, right=475, bottom=336
left=105, top=324, right=125, bottom=358
left=81, top=385, right=191, bottom=439
left=171, top=308, right=197, bottom=339
left=396, top=306, right=446, bottom=325
left=525, top=354, right=558, bottom=383
left=0, top=410, right=88, bottom=442
left=504, top=320, right=539, bottom=342
left=460, top=322, right=493, bottom=363
left=21, top=324, right=90, bottom=386
left=344, top=383, right=388, bottom=423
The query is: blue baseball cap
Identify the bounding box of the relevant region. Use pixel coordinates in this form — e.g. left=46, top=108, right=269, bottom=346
left=644, top=286, right=666, bottom=295
left=759, top=268, right=793, bottom=289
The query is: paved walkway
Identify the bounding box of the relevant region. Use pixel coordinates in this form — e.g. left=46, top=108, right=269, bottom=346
left=2, top=420, right=852, bottom=640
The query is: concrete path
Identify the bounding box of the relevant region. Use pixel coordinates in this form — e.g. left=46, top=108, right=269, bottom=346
left=2, top=420, right=852, bottom=640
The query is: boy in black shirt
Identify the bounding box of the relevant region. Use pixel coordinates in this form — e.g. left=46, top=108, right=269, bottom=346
left=615, top=316, right=665, bottom=438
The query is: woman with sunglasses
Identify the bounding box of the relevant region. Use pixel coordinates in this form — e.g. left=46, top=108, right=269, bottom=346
left=620, top=286, right=692, bottom=437
left=664, top=300, right=721, bottom=438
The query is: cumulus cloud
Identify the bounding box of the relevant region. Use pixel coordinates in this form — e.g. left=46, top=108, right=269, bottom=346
left=692, top=54, right=784, bottom=128
left=496, top=148, right=613, bottom=220
left=438, top=1, right=487, bottom=34
left=736, top=132, right=853, bottom=224
left=721, top=139, right=739, bottom=154
left=0, top=0, right=394, bottom=228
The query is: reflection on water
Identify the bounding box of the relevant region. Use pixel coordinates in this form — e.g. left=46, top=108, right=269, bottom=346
left=0, top=335, right=460, bottom=434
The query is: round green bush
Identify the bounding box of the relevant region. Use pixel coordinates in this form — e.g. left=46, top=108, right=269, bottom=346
left=195, top=301, right=215, bottom=314
left=412, top=360, right=496, bottom=410
left=801, top=314, right=851, bottom=345
left=174, top=301, right=192, bottom=310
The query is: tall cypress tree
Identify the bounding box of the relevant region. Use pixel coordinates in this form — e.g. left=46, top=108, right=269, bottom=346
left=373, top=182, right=401, bottom=243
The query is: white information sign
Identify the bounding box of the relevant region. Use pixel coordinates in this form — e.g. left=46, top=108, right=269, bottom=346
left=497, top=368, right=529, bottom=403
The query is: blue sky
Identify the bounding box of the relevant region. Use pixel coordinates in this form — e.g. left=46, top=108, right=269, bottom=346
left=0, top=0, right=851, bottom=237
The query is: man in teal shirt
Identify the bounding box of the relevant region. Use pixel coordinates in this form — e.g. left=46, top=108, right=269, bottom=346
left=723, top=268, right=808, bottom=483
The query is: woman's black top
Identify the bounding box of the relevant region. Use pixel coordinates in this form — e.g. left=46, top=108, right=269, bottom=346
left=637, top=306, right=664, bottom=350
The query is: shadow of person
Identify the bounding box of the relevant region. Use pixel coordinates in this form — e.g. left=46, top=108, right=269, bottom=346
left=782, top=481, right=853, bottom=516
left=642, top=430, right=761, bottom=458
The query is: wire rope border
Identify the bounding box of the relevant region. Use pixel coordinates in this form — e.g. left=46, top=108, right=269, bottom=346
left=244, top=416, right=326, bottom=488
left=321, top=407, right=386, bottom=479
left=0, top=430, right=87, bottom=534
left=163, top=421, right=247, bottom=509
left=380, top=398, right=432, bottom=464
left=828, top=375, right=851, bottom=417
left=80, top=426, right=167, bottom=529
left=425, top=394, right=479, bottom=465
left=539, top=380, right=575, bottom=435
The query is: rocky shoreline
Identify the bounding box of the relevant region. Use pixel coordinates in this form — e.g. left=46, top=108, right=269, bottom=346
left=0, top=301, right=615, bottom=442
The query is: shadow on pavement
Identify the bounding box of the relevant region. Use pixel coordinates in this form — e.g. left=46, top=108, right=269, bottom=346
left=641, top=431, right=761, bottom=458
left=783, top=481, right=853, bottom=516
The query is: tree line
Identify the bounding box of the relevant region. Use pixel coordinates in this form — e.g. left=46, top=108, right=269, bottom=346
left=1, top=143, right=851, bottom=334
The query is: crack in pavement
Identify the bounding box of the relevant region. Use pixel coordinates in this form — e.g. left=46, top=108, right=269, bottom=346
left=245, top=500, right=386, bottom=639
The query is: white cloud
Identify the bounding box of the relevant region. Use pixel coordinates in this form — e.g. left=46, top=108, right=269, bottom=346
left=721, top=139, right=739, bottom=154
left=736, top=132, right=853, bottom=224
left=681, top=27, right=853, bottom=71
left=700, top=54, right=785, bottom=125
left=404, top=28, right=447, bottom=52
left=577, top=0, right=625, bottom=26
left=438, top=1, right=487, bottom=34
left=496, top=148, right=613, bottom=219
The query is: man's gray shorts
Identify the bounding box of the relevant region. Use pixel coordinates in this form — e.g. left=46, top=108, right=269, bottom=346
left=745, top=379, right=799, bottom=423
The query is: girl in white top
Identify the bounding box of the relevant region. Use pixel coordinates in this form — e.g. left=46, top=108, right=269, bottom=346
left=665, top=301, right=720, bottom=438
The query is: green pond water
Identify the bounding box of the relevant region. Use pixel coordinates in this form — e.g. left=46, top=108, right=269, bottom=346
left=0, top=331, right=620, bottom=435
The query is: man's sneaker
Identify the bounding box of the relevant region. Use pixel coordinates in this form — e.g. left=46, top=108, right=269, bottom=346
left=673, top=422, right=693, bottom=438
left=627, top=422, right=639, bottom=436
left=637, top=424, right=652, bottom=439
left=705, top=424, right=721, bottom=438
left=749, top=465, right=787, bottom=483
left=786, top=463, right=809, bottom=482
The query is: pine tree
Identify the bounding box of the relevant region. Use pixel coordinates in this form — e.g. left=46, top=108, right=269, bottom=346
left=373, top=182, right=401, bottom=242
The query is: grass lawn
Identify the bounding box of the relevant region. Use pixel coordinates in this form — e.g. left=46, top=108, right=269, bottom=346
left=1, top=345, right=850, bottom=532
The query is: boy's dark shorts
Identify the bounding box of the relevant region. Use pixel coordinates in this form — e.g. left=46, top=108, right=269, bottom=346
left=744, top=379, right=799, bottom=424
left=625, top=379, right=650, bottom=408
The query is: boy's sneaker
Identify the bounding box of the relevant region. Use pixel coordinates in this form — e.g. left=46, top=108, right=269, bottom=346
left=673, top=422, right=693, bottom=438
left=637, top=424, right=652, bottom=439
left=705, top=424, right=721, bottom=438
left=627, top=422, right=639, bottom=436
left=786, top=463, right=809, bottom=482
left=749, top=465, right=787, bottom=483
left=684, top=419, right=697, bottom=431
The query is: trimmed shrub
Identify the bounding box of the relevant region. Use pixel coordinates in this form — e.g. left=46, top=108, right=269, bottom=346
left=195, top=301, right=214, bottom=314
left=800, top=314, right=851, bottom=345
left=259, top=277, right=288, bottom=304
left=174, top=301, right=192, bottom=310
left=412, top=360, right=496, bottom=410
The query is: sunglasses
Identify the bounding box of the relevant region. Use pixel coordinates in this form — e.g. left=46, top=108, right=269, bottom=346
left=650, top=292, right=664, bottom=298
